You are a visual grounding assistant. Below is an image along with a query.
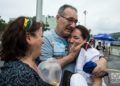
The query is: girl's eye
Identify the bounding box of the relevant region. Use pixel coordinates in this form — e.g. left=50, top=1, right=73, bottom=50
left=73, top=36, right=80, bottom=39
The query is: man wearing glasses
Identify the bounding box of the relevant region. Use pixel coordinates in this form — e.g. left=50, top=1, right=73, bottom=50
left=38, top=4, right=107, bottom=81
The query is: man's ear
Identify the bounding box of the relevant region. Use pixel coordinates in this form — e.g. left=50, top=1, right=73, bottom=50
left=56, top=15, right=60, bottom=20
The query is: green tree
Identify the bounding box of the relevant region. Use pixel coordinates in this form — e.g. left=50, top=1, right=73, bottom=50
left=0, top=16, right=7, bottom=32
left=33, top=16, right=50, bottom=31
left=111, top=32, right=120, bottom=39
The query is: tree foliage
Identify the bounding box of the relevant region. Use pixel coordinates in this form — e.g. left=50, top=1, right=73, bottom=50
left=0, top=17, right=7, bottom=32
left=111, top=32, right=120, bottom=39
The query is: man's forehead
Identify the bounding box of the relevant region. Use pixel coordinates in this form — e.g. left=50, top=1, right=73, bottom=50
left=63, top=8, right=78, bottom=19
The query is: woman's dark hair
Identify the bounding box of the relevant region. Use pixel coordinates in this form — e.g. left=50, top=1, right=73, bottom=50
left=75, top=25, right=90, bottom=41
left=0, top=16, right=42, bottom=61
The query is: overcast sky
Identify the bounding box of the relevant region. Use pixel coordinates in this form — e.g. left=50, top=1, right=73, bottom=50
left=0, top=0, right=120, bottom=34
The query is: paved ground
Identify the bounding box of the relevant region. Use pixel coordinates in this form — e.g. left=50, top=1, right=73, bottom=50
left=105, top=54, right=120, bottom=86
left=108, top=55, right=120, bottom=69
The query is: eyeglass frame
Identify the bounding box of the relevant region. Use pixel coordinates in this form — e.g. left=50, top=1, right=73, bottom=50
left=60, top=15, right=78, bottom=24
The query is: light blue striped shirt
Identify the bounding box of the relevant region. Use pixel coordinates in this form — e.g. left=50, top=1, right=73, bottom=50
left=39, top=29, right=75, bottom=72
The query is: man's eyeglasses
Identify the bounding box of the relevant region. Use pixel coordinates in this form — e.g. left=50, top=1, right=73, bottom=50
left=60, top=15, right=78, bottom=24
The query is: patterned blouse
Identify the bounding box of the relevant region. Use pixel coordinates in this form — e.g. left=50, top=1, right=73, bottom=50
left=0, top=60, right=52, bottom=86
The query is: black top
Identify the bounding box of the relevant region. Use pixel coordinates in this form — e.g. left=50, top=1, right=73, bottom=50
left=0, top=60, right=52, bottom=86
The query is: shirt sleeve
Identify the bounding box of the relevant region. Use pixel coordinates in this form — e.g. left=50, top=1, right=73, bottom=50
left=85, top=48, right=100, bottom=62
left=39, top=37, right=53, bottom=61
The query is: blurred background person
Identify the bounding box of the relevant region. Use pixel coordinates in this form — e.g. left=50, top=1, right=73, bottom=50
left=96, top=42, right=104, bottom=56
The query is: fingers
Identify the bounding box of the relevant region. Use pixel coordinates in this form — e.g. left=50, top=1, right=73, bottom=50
left=76, top=40, right=86, bottom=50
left=71, top=42, right=78, bottom=49
left=92, top=71, right=108, bottom=78
left=92, top=59, right=107, bottom=75
left=92, top=63, right=108, bottom=78
left=69, top=41, right=86, bottom=53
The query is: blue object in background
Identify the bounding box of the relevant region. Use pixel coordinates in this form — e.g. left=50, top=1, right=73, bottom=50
left=94, top=34, right=115, bottom=41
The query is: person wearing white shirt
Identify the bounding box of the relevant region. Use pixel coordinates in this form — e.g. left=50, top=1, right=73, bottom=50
left=68, top=25, right=107, bottom=86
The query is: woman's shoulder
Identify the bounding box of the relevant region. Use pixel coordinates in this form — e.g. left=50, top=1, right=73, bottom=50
left=0, top=60, right=52, bottom=86
left=1, top=61, right=31, bottom=76
left=3, top=60, right=33, bottom=74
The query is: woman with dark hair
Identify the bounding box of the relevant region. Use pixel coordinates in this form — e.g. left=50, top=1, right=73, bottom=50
left=68, top=25, right=107, bottom=86
left=0, top=16, right=51, bottom=86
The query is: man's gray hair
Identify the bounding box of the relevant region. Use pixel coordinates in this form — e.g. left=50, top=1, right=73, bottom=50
left=58, top=4, right=77, bottom=15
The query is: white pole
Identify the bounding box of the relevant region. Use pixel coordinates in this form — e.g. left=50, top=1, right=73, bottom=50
left=36, top=0, right=43, bottom=22
left=83, top=10, right=87, bottom=26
